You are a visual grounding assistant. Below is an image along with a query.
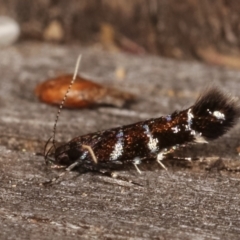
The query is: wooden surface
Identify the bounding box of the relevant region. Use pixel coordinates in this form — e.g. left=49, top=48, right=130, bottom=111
left=0, top=42, right=240, bottom=239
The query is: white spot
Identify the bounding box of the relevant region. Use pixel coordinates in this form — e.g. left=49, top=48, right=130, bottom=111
left=186, top=108, right=206, bottom=142
left=80, top=151, right=87, bottom=159
left=187, top=108, right=194, bottom=126
left=133, top=157, right=141, bottom=165
left=213, top=111, right=225, bottom=120
left=156, top=152, right=168, bottom=171
left=190, top=130, right=196, bottom=135
left=171, top=126, right=180, bottom=133
left=110, top=130, right=124, bottom=161
left=157, top=152, right=164, bottom=161
left=190, top=128, right=208, bottom=143
left=194, top=133, right=208, bottom=143
left=143, top=124, right=159, bottom=152
left=166, top=115, right=172, bottom=122
left=208, top=109, right=225, bottom=121
left=116, top=131, right=124, bottom=138
left=185, top=108, right=195, bottom=131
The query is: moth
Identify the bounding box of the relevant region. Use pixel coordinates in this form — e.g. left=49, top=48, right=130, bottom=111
left=44, top=55, right=240, bottom=180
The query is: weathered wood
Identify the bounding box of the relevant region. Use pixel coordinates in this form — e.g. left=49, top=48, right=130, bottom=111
left=0, top=42, right=240, bottom=239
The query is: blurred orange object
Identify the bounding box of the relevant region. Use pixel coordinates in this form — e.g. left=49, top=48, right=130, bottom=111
left=35, top=74, right=135, bottom=108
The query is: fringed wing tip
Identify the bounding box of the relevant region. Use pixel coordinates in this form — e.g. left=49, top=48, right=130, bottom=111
left=192, top=87, right=240, bottom=140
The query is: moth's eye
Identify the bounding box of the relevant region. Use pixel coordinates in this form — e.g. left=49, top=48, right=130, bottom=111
left=67, top=147, right=82, bottom=162
left=56, top=152, right=70, bottom=165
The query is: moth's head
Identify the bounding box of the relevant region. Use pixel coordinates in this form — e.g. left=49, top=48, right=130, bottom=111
left=44, top=138, right=82, bottom=166
left=53, top=141, right=82, bottom=166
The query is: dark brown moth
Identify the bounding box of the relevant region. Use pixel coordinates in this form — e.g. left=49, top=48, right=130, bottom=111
left=44, top=55, right=240, bottom=179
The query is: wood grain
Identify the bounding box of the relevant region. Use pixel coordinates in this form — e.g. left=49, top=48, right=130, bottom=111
left=0, top=42, right=240, bottom=239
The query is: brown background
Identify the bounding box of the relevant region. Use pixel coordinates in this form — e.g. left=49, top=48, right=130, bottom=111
left=1, top=0, right=240, bottom=61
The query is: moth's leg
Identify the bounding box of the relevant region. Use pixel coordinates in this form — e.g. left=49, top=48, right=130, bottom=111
left=132, top=157, right=142, bottom=174
left=41, top=160, right=83, bottom=185
left=43, top=143, right=98, bottom=185
left=156, top=151, right=173, bottom=178
left=42, top=147, right=96, bottom=185
left=82, top=144, right=98, bottom=164
left=172, top=156, right=192, bottom=162
left=158, top=144, right=195, bottom=164
left=156, top=152, right=168, bottom=171
left=97, top=170, right=143, bottom=187
left=156, top=146, right=183, bottom=171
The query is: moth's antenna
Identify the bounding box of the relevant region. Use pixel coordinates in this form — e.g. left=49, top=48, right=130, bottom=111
left=52, top=54, right=82, bottom=148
